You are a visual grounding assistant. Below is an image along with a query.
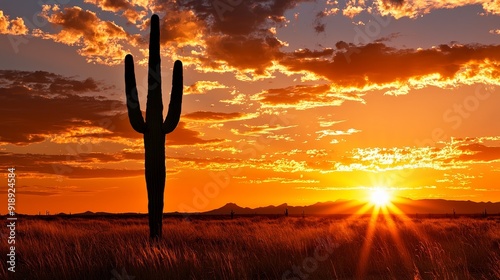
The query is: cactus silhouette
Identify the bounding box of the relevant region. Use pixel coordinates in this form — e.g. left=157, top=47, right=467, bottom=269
left=124, top=14, right=183, bottom=240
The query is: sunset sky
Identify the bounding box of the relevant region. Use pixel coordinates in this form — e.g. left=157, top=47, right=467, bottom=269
left=1, top=0, right=499, bottom=214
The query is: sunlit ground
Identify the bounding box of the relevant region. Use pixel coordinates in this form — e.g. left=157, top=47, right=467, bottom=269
left=7, top=215, right=500, bottom=279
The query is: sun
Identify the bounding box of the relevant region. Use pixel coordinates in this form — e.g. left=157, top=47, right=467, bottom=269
left=370, top=188, right=391, bottom=206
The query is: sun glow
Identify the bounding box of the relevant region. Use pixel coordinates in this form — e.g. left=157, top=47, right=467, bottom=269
left=370, top=188, right=391, bottom=206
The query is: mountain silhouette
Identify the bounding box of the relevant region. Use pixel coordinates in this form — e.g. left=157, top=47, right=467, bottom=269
left=204, top=198, right=500, bottom=215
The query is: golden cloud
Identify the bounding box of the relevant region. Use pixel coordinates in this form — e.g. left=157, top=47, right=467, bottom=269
left=343, top=0, right=366, bottom=18
left=33, top=5, right=138, bottom=65
left=184, top=81, right=228, bottom=95
left=335, top=136, right=500, bottom=173
left=375, top=0, right=500, bottom=19
left=231, top=124, right=296, bottom=136
left=316, top=128, right=362, bottom=139
left=0, top=10, right=28, bottom=35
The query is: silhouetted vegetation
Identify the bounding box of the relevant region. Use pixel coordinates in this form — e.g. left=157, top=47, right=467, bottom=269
left=124, top=14, right=183, bottom=240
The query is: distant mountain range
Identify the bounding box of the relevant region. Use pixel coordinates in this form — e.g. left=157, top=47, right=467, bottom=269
left=16, top=198, right=500, bottom=216
left=201, top=198, right=500, bottom=215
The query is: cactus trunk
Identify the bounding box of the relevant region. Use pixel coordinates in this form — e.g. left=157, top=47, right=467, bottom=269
left=144, top=128, right=165, bottom=239
left=124, top=14, right=183, bottom=241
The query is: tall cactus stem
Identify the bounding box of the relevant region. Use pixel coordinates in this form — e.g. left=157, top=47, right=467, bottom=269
left=124, top=14, right=183, bottom=241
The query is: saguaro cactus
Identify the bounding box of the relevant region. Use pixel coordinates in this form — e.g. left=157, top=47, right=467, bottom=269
left=124, top=14, right=183, bottom=240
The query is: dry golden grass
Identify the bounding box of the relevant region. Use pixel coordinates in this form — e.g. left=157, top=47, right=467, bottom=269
left=1, top=216, right=499, bottom=279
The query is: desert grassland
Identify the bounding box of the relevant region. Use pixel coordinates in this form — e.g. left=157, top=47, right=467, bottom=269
left=1, top=216, right=500, bottom=280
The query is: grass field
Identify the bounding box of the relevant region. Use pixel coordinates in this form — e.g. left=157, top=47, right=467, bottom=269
left=1, top=215, right=500, bottom=280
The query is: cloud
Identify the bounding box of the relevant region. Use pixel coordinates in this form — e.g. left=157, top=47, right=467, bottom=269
left=179, top=0, right=311, bottom=35
left=170, top=0, right=500, bottom=69
left=29, top=3, right=203, bottom=66
left=0, top=185, right=90, bottom=196
left=374, top=32, right=402, bottom=43
left=156, top=8, right=205, bottom=47
left=343, top=0, right=366, bottom=18
left=374, top=0, right=500, bottom=19
left=319, top=120, right=346, bottom=127
left=184, top=81, right=228, bottom=95
left=32, top=1, right=307, bottom=71
left=231, top=124, right=296, bottom=136
left=0, top=70, right=227, bottom=147
left=0, top=70, right=119, bottom=145
left=33, top=5, right=139, bottom=65
left=313, top=11, right=327, bottom=33
left=291, top=48, right=334, bottom=59
left=0, top=70, right=101, bottom=93
left=0, top=10, right=28, bottom=35
left=83, top=0, right=148, bottom=24
left=332, top=136, right=500, bottom=173
left=457, top=143, right=500, bottom=162
left=164, top=0, right=313, bottom=77
left=0, top=152, right=144, bottom=179
left=166, top=122, right=224, bottom=146
left=280, top=43, right=500, bottom=95
left=247, top=177, right=320, bottom=184
left=256, top=84, right=347, bottom=109
left=198, top=34, right=285, bottom=75
left=183, top=111, right=257, bottom=122
left=316, top=128, right=362, bottom=139
left=168, top=155, right=236, bottom=168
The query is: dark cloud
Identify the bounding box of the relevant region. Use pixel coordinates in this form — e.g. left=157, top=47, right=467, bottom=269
left=280, top=43, right=500, bottom=90
left=258, top=84, right=333, bottom=105
left=169, top=0, right=312, bottom=73
left=178, top=0, right=311, bottom=35
left=0, top=70, right=117, bottom=145
left=383, top=0, right=405, bottom=6
left=374, top=32, right=402, bottom=43
left=457, top=144, right=500, bottom=162
left=291, top=48, right=334, bottom=59
left=166, top=122, right=224, bottom=145
left=314, top=11, right=327, bottom=33
left=0, top=70, right=224, bottom=147
left=0, top=70, right=102, bottom=94
left=84, top=0, right=148, bottom=24
left=183, top=111, right=248, bottom=121
left=201, top=34, right=284, bottom=73
left=314, top=23, right=325, bottom=33
left=0, top=152, right=144, bottom=179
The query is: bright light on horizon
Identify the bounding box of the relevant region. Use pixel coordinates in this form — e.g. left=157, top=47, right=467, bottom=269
left=370, top=188, right=391, bottom=206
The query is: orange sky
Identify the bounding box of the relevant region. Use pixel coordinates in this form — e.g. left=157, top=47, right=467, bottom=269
left=0, top=0, right=499, bottom=214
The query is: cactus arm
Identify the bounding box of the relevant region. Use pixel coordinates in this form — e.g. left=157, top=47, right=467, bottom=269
left=163, top=60, right=183, bottom=134
left=125, top=54, right=146, bottom=133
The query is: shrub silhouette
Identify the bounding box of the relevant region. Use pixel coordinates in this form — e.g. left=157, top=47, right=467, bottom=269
left=124, top=14, right=183, bottom=240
